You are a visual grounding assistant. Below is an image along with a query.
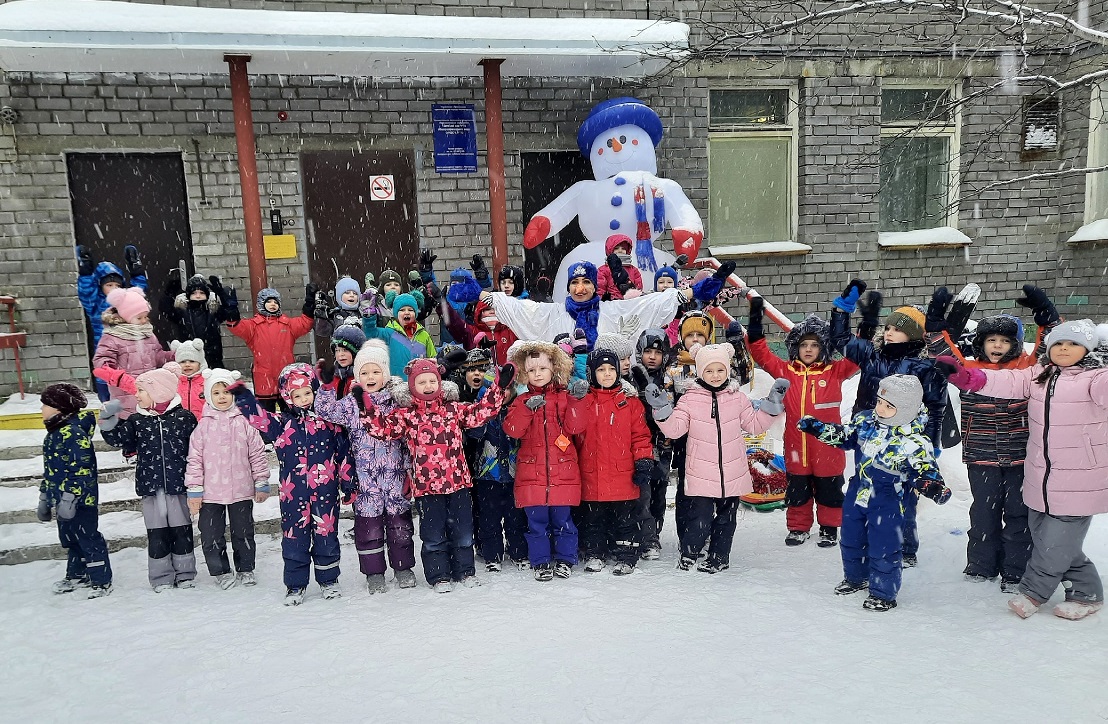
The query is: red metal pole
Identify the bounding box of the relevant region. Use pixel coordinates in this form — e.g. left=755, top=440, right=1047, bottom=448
left=480, top=59, right=508, bottom=276
left=226, top=54, right=268, bottom=302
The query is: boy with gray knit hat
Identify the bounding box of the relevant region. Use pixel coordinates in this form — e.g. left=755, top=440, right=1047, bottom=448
left=799, top=374, right=951, bottom=612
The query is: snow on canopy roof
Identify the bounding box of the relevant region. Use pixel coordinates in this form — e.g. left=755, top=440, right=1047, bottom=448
left=0, top=0, right=689, bottom=77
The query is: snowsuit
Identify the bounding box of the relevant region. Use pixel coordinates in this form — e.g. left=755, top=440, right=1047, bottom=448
left=42, top=410, right=112, bottom=586
left=77, top=261, right=148, bottom=350
left=360, top=382, right=505, bottom=585
left=236, top=386, right=354, bottom=590
left=656, top=379, right=775, bottom=564
left=178, top=372, right=206, bottom=420
left=748, top=335, right=856, bottom=534
left=160, top=292, right=231, bottom=369
left=315, top=380, right=416, bottom=577
left=185, top=403, right=270, bottom=577
left=91, top=314, right=175, bottom=418
left=467, top=384, right=528, bottom=565
left=803, top=412, right=946, bottom=603
left=101, top=400, right=198, bottom=588
left=632, top=362, right=675, bottom=553
left=974, top=353, right=1108, bottom=605
left=362, top=316, right=437, bottom=378
left=228, top=313, right=314, bottom=402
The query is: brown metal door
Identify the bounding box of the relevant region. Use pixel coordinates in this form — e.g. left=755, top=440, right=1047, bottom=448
left=301, top=150, right=420, bottom=349
left=67, top=151, right=194, bottom=353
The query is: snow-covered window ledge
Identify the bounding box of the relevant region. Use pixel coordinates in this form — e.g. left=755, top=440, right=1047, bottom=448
left=709, top=241, right=812, bottom=258
left=877, top=227, right=971, bottom=250
left=1067, top=219, right=1108, bottom=244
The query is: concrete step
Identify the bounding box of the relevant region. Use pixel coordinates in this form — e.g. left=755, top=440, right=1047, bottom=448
left=1, top=466, right=134, bottom=489
left=0, top=440, right=115, bottom=461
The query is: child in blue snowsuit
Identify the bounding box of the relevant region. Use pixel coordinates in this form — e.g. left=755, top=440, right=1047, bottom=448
left=76, top=244, right=148, bottom=401
left=234, top=363, right=354, bottom=606
left=799, top=375, right=952, bottom=611
left=37, top=384, right=113, bottom=598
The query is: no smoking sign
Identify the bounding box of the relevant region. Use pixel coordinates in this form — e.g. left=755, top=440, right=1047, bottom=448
left=369, top=174, right=395, bottom=202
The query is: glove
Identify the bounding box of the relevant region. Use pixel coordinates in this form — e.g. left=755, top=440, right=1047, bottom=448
left=419, top=249, right=437, bottom=273
left=302, top=283, right=319, bottom=317
left=630, top=365, right=650, bottom=393
left=566, top=378, right=588, bottom=400
left=36, top=491, right=52, bottom=522
left=123, top=245, right=144, bottom=278
left=207, top=275, right=225, bottom=299
left=747, top=297, right=765, bottom=343
left=350, top=385, right=370, bottom=415
left=226, top=381, right=248, bottom=398
left=1016, top=284, right=1059, bottom=326
left=316, top=358, right=336, bottom=387
left=691, top=261, right=736, bottom=302
left=57, top=492, right=77, bottom=522
left=470, top=254, right=490, bottom=285
left=919, top=479, right=952, bottom=505
left=643, top=383, right=673, bottom=421
left=925, top=287, right=953, bottom=333
left=935, top=355, right=986, bottom=392
left=726, top=320, right=745, bottom=346
left=364, top=272, right=376, bottom=289
left=358, top=290, right=378, bottom=319
left=98, top=400, right=122, bottom=431
left=858, top=290, right=883, bottom=338
left=478, top=333, right=497, bottom=350
left=408, top=270, right=423, bottom=290
left=632, top=458, right=654, bottom=488
left=832, top=279, right=867, bottom=313
left=76, top=245, right=95, bottom=277
left=524, top=394, right=545, bottom=411
left=760, top=378, right=791, bottom=416
left=224, top=287, right=241, bottom=322
left=797, top=416, right=822, bottom=434
left=607, top=253, right=630, bottom=288
left=496, top=363, right=516, bottom=389
left=571, top=328, right=588, bottom=355
left=341, top=490, right=356, bottom=506
left=314, top=292, right=332, bottom=321
left=672, top=253, right=689, bottom=268
left=714, top=260, right=737, bottom=281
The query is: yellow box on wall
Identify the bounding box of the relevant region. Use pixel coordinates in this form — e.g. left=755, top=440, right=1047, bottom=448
left=263, top=234, right=297, bottom=259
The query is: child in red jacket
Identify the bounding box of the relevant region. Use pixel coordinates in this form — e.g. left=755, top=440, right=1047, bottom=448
left=576, top=348, right=654, bottom=575
left=228, top=286, right=315, bottom=412
left=596, top=234, right=644, bottom=301
left=746, top=298, right=858, bottom=547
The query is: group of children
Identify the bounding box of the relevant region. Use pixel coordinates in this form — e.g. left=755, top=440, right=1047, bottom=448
left=40, top=248, right=1105, bottom=621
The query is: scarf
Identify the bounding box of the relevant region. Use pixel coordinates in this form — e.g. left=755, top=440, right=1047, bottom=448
left=564, top=295, right=600, bottom=349
left=103, top=322, right=155, bottom=341
left=44, top=411, right=75, bottom=433
left=633, top=182, right=664, bottom=272
left=402, top=320, right=420, bottom=340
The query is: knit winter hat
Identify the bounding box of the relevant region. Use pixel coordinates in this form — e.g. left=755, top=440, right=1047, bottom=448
left=331, top=322, right=367, bottom=356
left=392, top=292, right=420, bottom=317
left=105, top=287, right=150, bottom=324
left=202, top=368, right=241, bottom=407
left=690, top=342, right=734, bottom=380
left=171, top=339, right=207, bottom=371
left=885, top=306, right=926, bottom=342
left=586, top=348, right=621, bottom=388
left=680, top=310, right=715, bottom=345
left=876, top=374, right=924, bottom=428
left=277, top=362, right=318, bottom=406
left=185, top=274, right=210, bottom=298
left=594, top=332, right=635, bottom=361
left=654, top=266, right=679, bottom=290
left=378, top=269, right=403, bottom=288
left=353, top=339, right=390, bottom=378
left=566, top=260, right=599, bottom=290
left=405, top=358, right=444, bottom=401
left=497, top=265, right=525, bottom=296
left=636, top=328, right=672, bottom=361
left=335, top=276, right=361, bottom=310
left=40, top=383, right=86, bottom=415
left=256, top=288, right=281, bottom=316
left=135, top=366, right=180, bottom=405
left=1045, top=319, right=1098, bottom=354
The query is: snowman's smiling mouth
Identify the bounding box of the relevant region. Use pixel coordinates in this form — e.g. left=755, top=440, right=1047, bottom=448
left=609, top=146, right=640, bottom=168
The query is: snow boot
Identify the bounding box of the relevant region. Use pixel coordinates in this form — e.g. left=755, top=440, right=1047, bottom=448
left=284, top=587, right=306, bottom=606
left=999, top=578, right=1021, bottom=594
left=461, top=575, right=481, bottom=588
left=366, top=574, right=388, bottom=594
left=676, top=556, right=696, bottom=571
left=696, top=557, right=729, bottom=574
left=217, top=573, right=238, bottom=590
left=862, top=595, right=897, bottom=612
left=514, top=559, right=530, bottom=571
left=1052, top=600, right=1103, bottom=621
left=86, top=583, right=113, bottom=599
left=395, top=569, right=418, bottom=589
left=584, top=557, right=605, bottom=573
left=612, top=562, right=635, bottom=576
left=834, top=579, right=868, bottom=595
left=1007, top=593, right=1041, bottom=619
left=485, top=561, right=502, bottom=573
left=785, top=530, right=810, bottom=546
left=320, top=582, right=342, bottom=600
left=534, top=564, right=554, bottom=582
left=902, top=554, right=918, bottom=568
left=641, top=543, right=661, bottom=561
left=176, top=579, right=196, bottom=590
left=433, top=580, right=454, bottom=594
left=817, top=526, right=838, bottom=548
left=153, top=584, right=173, bottom=593
left=964, top=573, right=994, bottom=583
left=237, top=571, right=257, bottom=586
left=553, top=561, right=572, bottom=579
left=52, top=577, right=89, bottom=594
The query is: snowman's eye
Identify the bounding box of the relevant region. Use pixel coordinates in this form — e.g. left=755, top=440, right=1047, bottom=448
left=606, top=139, right=613, bottom=148
left=619, top=135, right=627, bottom=143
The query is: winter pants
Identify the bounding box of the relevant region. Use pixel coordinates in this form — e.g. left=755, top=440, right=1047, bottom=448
left=474, top=480, right=527, bottom=564
left=784, top=473, right=844, bottom=532
left=524, top=505, right=578, bottom=567
left=841, top=482, right=903, bottom=602
left=281, top=514, right=341, bottom=590
left=901, top=487, right=919, bottom=557
left=580, top=499, right=641, bottom=566
left=198, top=500, right=256, bottom=577
left=354, top=511, right=416, bottom=576
left=142, top=491, right=196, bottom=588
left=57, top=506, right=112, bottom=586
left=417, top=490, right=476, bottom=585
left=673, top=439, right=691, bottom=543
left=1020, top=511, right=1103, bottom=605
left=681, top=496, right=740, bottom=564
left=965, top=464, right=1032, bottom=582
left=637, top=452, right=671, bottom=550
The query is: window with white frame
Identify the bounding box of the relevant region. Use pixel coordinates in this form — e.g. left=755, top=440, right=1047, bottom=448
left=1085, top=81, right=1108, bottom=223
left=708, top=87, right=797, bottom=245
left=879, top=84, right=960, bottom=233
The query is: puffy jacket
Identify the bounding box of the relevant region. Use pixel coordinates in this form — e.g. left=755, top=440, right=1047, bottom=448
left=749, top=337, right=857, bottom=476
left=91, top=323, right=174, bottom=417
left=443, top=301, right=519, bottom=367
left=363, top=317, right=437, bottom=378
left=77, top=261, right=147, bottom=347
left=977, top=354, right=1108, bottom=516
left=656, top=380, right=774, bottom=499
left=228, top=313, right=314, bottom=398
left=576, top=383, right=653, bottom=501
left=101, top=401, right=197, bottom=497
left=503, top=384, right=588, bottom=507
left=160, top=295, right=230, bottom=369
left=467, top=386, right=519, bottom=485
left=178, top=373, right=205, bottom=420
left=185, top=404, right=269, bottom=504
left=41, top=410, right=99, bottom=507
left=596, top=263, right=644, bottom=301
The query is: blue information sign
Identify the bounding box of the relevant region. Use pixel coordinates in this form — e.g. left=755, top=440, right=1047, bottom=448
left=432, top=104, right=478, bottom=174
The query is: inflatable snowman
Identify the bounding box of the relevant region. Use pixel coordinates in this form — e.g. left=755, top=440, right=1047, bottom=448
left=523, top=97, right=704, bottom=303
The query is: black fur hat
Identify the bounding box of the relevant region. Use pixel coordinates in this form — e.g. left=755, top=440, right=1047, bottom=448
left=784, top=314, right=831, bottom=363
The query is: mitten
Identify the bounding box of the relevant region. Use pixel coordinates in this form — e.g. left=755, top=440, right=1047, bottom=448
left=919, top=478, right=952, bottom=505
left=419, top=249, right=437, bottom=274
left=364, top=272, right=376, bottom=290
left=224, top=287, right=241, bottom=323
left=316, top=358, right=336, bottom=387
left=747, top=297, right=765, bottom=343
left=478, top=333, right=497, bottom=350
left=208, top=275, right=225, bottom=296
left=935, top=355, right=986, bottom=392
left=726, top=320, right=745, bottom=346
left=123, top=245, right=144, bottom=278
left=302, top=283, right=319, bottom=317
left=832, top=279, right=867, bottom=313
left=470, top=254, right=490, bottom=286
left=358, top=290, right=378, bottom=319
left=925, top=287, right=953, bottom=333
left=571, top=328, right=588, bottom=355
left=632, top=458, right=654, bottom=488
left=408, top=270, right=423, bottom=290
left=98, top=400, right=122, bottom=431
left=607, top=253, right=630, bottom=291
left=76, top=245, right=95, bottom=277
left=36, top=491, right=52, bottom=522
left=313, top=292, right=332, bottom=321
left=714, top=260, right=737, bottom=281
left=1016, top=284, right=1059, bottom=326
left=524, top=394, right=545, bottom=411
left=496, top=363, right=517, bottom=389
left=630, top=365, right=650, bottom=393
left=760, top=378, right=791, bottom=416
left=164, top=272, right=183, bottom=297
left=797, top=416, right=823, bottom=434
left=566, top=378, right=588, bottom=400
left=227, top=381, right=248, bottom=397
left=643, top=383, right=673, bottom=421
left=858, top=290, right=883, bottom=339
left=56, top=492, right=77, bottom=522
left=673, top=253, right=689, bottom=268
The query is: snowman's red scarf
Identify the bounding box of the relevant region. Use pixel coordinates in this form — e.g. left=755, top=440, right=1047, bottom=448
left=634, top=182, right=664, bottom=272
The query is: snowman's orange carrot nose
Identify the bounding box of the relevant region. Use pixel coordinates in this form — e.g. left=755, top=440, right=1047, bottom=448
left=611, top=137, right=623, bottom=152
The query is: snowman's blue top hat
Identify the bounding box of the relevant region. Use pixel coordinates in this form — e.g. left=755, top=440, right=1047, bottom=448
left=577, top=97, right=664, bottom=157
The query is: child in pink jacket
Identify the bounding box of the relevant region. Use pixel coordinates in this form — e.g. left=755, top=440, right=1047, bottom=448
left=645, top=343, right=789, bottom=573
left=185, top=368, right=270, bottom=589
left=939, top=320, right=1108, bottom=621
left=92, top=287, right=174, bottom=418
left=170, top=338, right=207, bottom=419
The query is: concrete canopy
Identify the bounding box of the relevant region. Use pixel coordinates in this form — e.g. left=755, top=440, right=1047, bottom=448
left=0, top=0, right=689, bottom=77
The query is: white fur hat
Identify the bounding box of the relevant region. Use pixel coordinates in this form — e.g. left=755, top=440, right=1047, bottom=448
left=171, top=339, right=207, bottom=372
left=353, top=339, right=390, bottom=377
left=202, top=368, right=241, bottom=406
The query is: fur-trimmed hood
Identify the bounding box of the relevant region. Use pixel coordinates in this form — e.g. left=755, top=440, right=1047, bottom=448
left=508, top=340, right=573, bottom=387
left=785, top=314, right=831, bottom=363
left=388, top=376, right=460, bottom=407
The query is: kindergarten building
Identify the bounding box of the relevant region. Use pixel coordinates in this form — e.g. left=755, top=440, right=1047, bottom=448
left=0, top=0, right=1105, bottom=395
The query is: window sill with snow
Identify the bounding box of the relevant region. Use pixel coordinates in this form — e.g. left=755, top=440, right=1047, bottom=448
left=1067, top=219, right=1108, bottom=244
left=709, top=241, right=812, bottom=258
left=877, top=227, right=971, bottom=250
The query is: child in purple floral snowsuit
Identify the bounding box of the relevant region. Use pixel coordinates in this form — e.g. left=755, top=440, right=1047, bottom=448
left=315, top=339, right=417, bottom=594
left=233, top=363, right=354, bottom=606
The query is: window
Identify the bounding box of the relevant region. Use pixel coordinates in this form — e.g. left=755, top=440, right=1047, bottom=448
left=879, top=84, right=960, bottom=233
left=1085, top=82, right=1108, bottom=223
left=1021, top=96, right=1060, bottom=159
left=708, top=87, right=797, bottom=246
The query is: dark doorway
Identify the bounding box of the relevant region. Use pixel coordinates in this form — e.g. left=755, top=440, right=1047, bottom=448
left=301, top=150, right=420, bottom=350
left=67, top=152, right=194, bottom=356
left=520, top=151, right=593, bottom=289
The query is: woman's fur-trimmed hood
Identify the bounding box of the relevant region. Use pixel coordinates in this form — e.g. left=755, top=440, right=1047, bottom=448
left=508, top=340, right=573, bottom=387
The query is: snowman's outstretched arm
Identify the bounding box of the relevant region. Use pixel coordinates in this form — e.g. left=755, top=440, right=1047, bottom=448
left=523, top=181, right=588, bottom=249
left=658, top=178, right=705, bottom=259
